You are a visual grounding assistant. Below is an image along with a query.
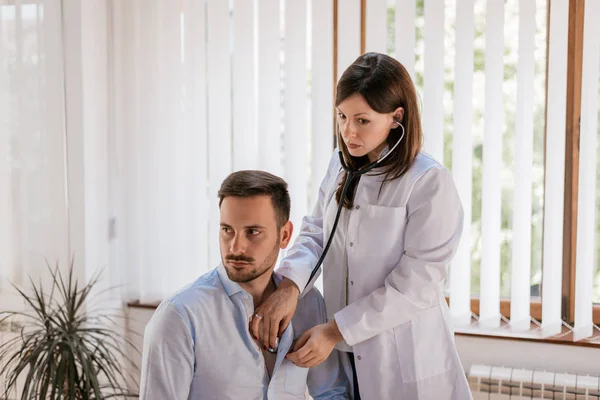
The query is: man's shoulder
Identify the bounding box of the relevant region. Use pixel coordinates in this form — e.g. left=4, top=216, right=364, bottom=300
left=298, top=287, right=324, bottom=306
left=146, top=268, right=227, bottom=337
left=171, top=267, right=224, bottom=301
left=157, top=268, right=224, bottom=316
left=294, top=287, right=326, bottom=325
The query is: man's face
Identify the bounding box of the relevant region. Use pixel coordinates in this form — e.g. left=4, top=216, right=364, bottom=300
left=219, top=195, right=290, bottom=283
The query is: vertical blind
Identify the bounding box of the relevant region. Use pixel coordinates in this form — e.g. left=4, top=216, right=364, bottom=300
left=110, top=0, right=333, bottom=304
left=574, top=0, right=600, bottom=341
left=541, top=0, right=569, bottom=337
left=0, top=0, right=70, bottom=309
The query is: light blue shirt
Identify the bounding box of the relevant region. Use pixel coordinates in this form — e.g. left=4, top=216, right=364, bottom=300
left=140, top=265, right=350, bottom=400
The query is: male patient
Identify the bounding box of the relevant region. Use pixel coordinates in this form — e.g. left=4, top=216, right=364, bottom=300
left=140, top=171, right=350, bottom=399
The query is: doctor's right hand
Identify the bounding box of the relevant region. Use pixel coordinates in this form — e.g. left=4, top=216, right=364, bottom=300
left=250, top=278, right=299, bottom=350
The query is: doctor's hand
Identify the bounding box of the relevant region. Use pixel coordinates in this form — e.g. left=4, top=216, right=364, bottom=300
left=286, top=320, right=343, bottom=368
left=250, top=278, right=299, bottom=350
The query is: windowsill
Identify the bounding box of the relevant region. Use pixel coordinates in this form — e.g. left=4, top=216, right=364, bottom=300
left=447, top=297, right=600, bottom=326
left=127, top=300, right=600, bottom=348
left=127, top=300, right=161, bottom=309
left=455, top=320, right=600, bottom=348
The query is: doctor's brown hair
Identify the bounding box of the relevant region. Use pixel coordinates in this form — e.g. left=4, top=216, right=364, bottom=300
left=218, top=170, right=291, bottom=229
left=335, top=52, right=423, bottom=208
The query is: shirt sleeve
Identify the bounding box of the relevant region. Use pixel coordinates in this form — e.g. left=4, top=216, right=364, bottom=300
left=277, top=150, right=340, bottom=296
left=334, top=166, right=464, bottom=346
left=139, top=300, right=195, bottom=400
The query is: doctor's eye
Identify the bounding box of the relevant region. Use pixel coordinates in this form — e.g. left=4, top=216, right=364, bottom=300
left=337, top=112, right=346, bottom=120
left=357, top=118, right=369, bottom=125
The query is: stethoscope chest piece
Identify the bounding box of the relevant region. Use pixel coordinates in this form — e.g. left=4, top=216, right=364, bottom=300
left=266, top=337, right=279, bottom=353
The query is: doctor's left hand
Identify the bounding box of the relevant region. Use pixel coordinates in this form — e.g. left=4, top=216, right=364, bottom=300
left=286, top=320, right=343, bottom=368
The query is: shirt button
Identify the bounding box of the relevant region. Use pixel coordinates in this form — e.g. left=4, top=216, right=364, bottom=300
left=357, top=356, right=362, bottom=360
left=349, top=242, right=354, bottom=247
left=355, top=205, right=360, bottom=210
left=350, top=281, right=354, bottom=285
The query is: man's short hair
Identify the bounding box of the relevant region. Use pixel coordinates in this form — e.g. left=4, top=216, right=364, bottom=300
left=218, top=171, right=291, bottom=228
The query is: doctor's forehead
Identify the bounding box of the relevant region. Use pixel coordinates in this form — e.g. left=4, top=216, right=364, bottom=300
left=337, top=93, right=374, bottom=114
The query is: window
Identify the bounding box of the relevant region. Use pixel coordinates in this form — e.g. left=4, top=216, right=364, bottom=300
left=377, top=0, right=600, bottom=339
left=3, top=0, right=598, bottom=343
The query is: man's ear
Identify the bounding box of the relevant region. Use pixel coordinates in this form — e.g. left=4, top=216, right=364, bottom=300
left=279, top=221, right=294, bottom=249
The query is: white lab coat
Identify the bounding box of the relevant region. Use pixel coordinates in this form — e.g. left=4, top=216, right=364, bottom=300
left=278, top=150, right=472, bottom=400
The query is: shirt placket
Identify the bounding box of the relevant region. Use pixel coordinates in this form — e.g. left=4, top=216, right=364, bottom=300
left=239, top=293, right=269, bottom=388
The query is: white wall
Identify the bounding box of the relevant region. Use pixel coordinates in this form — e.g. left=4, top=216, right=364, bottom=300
left=125, top=308, right=155, bottom=388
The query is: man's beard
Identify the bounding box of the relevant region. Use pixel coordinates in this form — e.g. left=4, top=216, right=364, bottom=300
left=223, top=239, right=280, bottom=283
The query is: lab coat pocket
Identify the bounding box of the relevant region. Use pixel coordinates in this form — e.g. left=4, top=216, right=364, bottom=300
left=394, top=306, right=453, bottom=383
left=284, top=360, right=309, bottom=395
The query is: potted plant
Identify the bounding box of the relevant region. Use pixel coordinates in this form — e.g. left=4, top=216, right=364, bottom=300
left=0, top=262, right=139, bottom=399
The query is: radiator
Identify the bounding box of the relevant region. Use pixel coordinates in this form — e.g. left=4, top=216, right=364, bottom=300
left=469, top=364, right=600, bottom=399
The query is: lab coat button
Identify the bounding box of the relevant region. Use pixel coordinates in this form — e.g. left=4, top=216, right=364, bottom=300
left=355, top=205, right=360, bottom=210
left=350, top=281, right=354, bottom=285
left=349, top=242, right=354, bottom=247
left=357, top=356, right=362, bottom=360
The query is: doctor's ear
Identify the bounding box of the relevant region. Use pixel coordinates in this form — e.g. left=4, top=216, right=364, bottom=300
left=392, top=107, right=404, bottom=127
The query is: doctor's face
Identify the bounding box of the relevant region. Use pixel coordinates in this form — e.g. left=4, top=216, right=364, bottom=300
left=337, top=93, right=400, bottom=162
left=219, top=195, right=292, bottom=283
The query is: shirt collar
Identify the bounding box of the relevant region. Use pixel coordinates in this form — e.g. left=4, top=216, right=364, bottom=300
left=217, top=264, right=282, bottom=298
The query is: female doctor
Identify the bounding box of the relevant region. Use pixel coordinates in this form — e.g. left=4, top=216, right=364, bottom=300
left=250, top=52, right=472, bottom=399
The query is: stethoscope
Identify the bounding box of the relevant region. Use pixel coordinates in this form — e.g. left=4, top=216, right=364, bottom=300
left=303, top=121, right=405, bottom=290
left=266, top=121, right=404, bottom=353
